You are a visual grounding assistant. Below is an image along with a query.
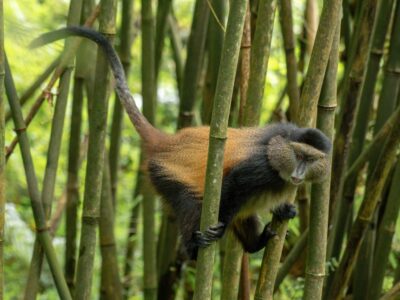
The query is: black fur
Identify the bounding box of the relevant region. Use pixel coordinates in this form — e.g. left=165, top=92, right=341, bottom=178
left=272, top=203, right=297, bottom=221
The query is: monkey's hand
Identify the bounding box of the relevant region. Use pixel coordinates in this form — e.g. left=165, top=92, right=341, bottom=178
left=194, top=222, right=226, bottom=248
left=272, top=203, right=297, bottom=221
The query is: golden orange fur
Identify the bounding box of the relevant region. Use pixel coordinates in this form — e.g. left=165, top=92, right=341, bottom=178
left=148, top=127, right=262, bottom=196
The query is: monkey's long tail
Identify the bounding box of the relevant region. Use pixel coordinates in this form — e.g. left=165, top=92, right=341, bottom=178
left=30, top=26, right=163, bottom=145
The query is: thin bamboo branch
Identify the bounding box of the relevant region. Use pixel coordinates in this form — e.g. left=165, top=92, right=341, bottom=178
left=74, top=0, right=117, bottom=298
left=4, top=57, right=60, bottom=123
left=193, top=1, right=248, bottom=298
left=5, top=5, right=100, bottom=160
left=5, top=55, right=71, bottom=299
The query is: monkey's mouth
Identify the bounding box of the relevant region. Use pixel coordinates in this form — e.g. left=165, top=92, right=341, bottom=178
left=290, top=177, right=303, bottom=185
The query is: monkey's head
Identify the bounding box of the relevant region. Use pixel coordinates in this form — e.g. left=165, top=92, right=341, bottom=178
left=267, top=128, right=331, bottom=185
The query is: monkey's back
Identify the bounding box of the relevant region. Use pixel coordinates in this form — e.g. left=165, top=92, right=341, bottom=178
left=148, top=126, right=263, bottom=197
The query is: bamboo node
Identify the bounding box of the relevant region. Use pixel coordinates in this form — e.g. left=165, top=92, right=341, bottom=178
left=305, top=271, right=326, bottom=278
left=13, top=126, right=27, bottom=133
left=100, top=241, right=116, bottom=248
left=36, top=225, right=50, bottom=233
left=317, top=103, right=337, bottom=111
left=370, top=48, right=384, bottom=56
left=386, top=67, right=400, bottom=75
left=241, top=43, right=251, bottom=49
left=82, top=215, right=100, bottom=225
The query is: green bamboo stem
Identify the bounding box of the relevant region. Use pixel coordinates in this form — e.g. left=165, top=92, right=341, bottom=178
left=354, top=2, right=400, bottom=295
left=168, top=15, right=184, bottom=95
left=64, top=0, right=95, bottom=292
left=298, top=0, right=318, bottom=73
left=278, top=0, right=300, bottom=120
left=254, top=0, right=341, bottom=298
left=74, top=0, right=117, bottom=298
left=327, top=0, right=395, bottom=265
left=25, top=0, right=83, bottom=291
left=64, top=78, right=84, bottom=292
left=192, top=1, right=247, bottom=299
left=329, top=0, right=377, bottom=221
left=345, top=106, right=400, bottom=180
left=368, top=158, right=400, bottom=299
left=327, top=108, right=400, bottom=300
left=0, top=0, right=4, bottom=297
left=243, top=0, right=277, bottom=126
left=220, top=232, right=242, bottom=300
left=4, top=57, right=59, bottom=123
left=274, top=229, right=309, bottom=291
left=99, top=159, right=123, bottom=299
left=5, top=55, right=71, bottom=299
left=109, top=0, right=134, bottom=202
left=302, top=19, right=340, bottom=300
left=5, top=5, right=100, bottom=160
left=177, top=0, right=210, bottom=128
left=155, top=0, right=172, bottom=78
left=202, top=0, right=226, bottom=124
left=123, top=168, right=142, bottom=299
left=141, top=1, right=157, bottom=299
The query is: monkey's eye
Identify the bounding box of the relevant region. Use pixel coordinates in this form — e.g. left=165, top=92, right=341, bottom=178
left=296, top=153, right=304, bottom=161
left=305, top=156, right=316, bottom=163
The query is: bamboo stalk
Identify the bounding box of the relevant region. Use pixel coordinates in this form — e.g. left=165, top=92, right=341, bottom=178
left=177, top=0, right=210, bottom=128
left=24, top=1, right=83, bottom=295
left=192, top=1, right=247, bottom=298
left=0, top=0, right=4, bottom=297
left=141, top=1, right=157, bottom=299
left=254, top=0, right=342, bottom=298
left=64, top=0, right=95, bottom=292
left=4, top=57, right=60, bottom=123
left=278, top=0, right=300, bottom=120
left=327, top=0, right=395, bottom=264
left=327, top=106, right=400, bottom=300
left=5, top=55, right=71, bottom=299
left=380, top=281, right=400, bottom=300
left=302, top=18, right=340, bottom=300
left=298, top=0, right=318, bottom=73
left=274, top=229, right=309, bottom=291
left=74, top=0, right=117, bottom=298
left=5, top=5, right=100, bottom=160
left=109, top=0, right=134, bottom=203
left=202, top=0, right=226, bottom=124
left=123, top=176, right=143, bottom=299
left=155, top=0, right=172, bottom=79
left=328, top=0, right=377, bottom=221
left=220, top=232, right=242, bottom=300
left=99, top=159, right=123, bottom=299
left=168, top=15, right=184, bottom=95
left=369, top=158, right=400, bottom=299
left=243, top=0, right=277, bottom=126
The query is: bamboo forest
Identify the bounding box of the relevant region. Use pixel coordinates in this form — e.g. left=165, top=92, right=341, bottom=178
left=1, top=0, right=400, bottom=299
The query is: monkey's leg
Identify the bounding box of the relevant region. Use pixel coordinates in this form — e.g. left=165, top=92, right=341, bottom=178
left=272, top=202, right=297, bottom=221
left=233, top=215, right=276, bottom=253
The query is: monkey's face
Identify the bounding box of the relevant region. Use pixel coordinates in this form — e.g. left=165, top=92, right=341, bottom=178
left=267, top=136, right=330, bottom=185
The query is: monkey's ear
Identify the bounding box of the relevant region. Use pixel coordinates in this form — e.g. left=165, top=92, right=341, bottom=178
left=297, top=128, right=332, bottom=154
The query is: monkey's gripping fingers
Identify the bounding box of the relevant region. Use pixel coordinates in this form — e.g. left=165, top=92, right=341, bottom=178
left=194, top=222, right=226, bottom=248
left=272, top=203, right=297, bottom=222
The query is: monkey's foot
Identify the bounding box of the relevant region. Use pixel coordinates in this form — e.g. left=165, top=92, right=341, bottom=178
left=272, top=203, right=297, bottom=221
left=194, top=222, right=226, bottom=248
